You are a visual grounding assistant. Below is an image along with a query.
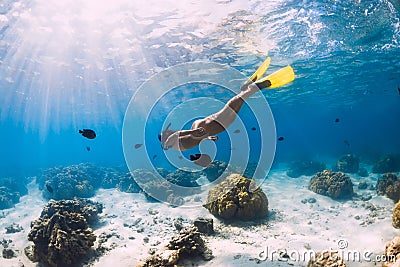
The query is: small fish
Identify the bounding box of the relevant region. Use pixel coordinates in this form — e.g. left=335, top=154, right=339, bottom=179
left=86, top=146, right=90, bottom=151
left=79, top=129, right=96, bottom=139
left=45, top=184, right=53, bottom=193
left=190, top=153, right=212, bottom=167
left=233, top=129, right=240, bottom=133
left=344, top=140, right=350, bottom=147
left=251, top=127, right=256, bottom=131
left=398, top=87, right=400, bottom=95
left=152, top=155, right=157, bottom=160
left=134, top=143, right=143, bottom=149
left=335, top=118, right=340, bottom=123
left=278, top=136, right=284, bottom=141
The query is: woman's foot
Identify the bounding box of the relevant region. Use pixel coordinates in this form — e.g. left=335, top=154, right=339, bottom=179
left=247, top=82, right=261, bottom=93
left=241, top=82, right=260, bottom=94
left=240, top=80, right=252, bottom=91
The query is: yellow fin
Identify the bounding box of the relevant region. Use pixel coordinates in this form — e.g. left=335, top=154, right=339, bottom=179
left=255, top=65, right=295, bottom=89
left=248, top=57, right=271, bottom=82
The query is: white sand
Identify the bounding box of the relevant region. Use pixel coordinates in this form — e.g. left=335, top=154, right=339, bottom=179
left=0, top=170, right=398, bottom=267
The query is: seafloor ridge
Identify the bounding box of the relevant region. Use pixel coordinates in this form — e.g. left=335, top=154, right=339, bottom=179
left=1, top=153, right=400, bottom=266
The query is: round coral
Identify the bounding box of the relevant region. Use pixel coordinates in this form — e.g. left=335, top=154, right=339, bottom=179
left=204, top=174, right=268, bottom=221
left=309, top=170, right=353, bottom=199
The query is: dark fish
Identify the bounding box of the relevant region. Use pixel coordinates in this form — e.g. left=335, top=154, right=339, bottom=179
left=335, top=118, right=340, bottom=123
left=46, top=184, right=53, bottom=193
left=152, top=155, right=157, bottom=160
left=79, top=129, right=96, bottom=139
left=251, top=127, right=256, bottom=131
left=158, top=134, right=162, bottom=141
left=278, top=136, right=284, bottom=141
left=398, top=87, right=400, bottom=95
left=190, top=153, right=212, bottom=167
left=233, top=129, right=240, bottom=133
left=86, top=146, right=90, bottom=151
left=134, top=143, right=143, bottom=149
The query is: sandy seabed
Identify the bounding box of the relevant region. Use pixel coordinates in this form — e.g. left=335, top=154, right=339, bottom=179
left=0, top=169, right=398, bottom=267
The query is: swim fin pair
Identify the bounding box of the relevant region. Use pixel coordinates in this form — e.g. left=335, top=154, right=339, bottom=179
left=247, top=57, right=295, bottom=89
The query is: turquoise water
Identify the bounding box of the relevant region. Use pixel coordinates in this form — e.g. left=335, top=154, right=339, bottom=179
left=0, top=0, right=399, bottom=178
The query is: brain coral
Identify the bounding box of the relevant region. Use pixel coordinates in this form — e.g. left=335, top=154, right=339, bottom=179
left=204, top=174, right=268, bottom=221
left=308, top=170, right=353, bottom=199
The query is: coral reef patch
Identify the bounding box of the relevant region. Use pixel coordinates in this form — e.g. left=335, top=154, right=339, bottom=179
left=131, top=168, right=202, bottom=205
left=0, top=177, right=28, bottom=210
left=376, top=173, right=400, bottom=202
left=203, top=174, right=268, bottom=221
left=166, top=169, right=201, bottom=187
left=38, top=163, right=105, bottom=200
left=26, top=198, right=103, bottom=266
left=372, top=154, right=400, bottom=173
left=193, top=217, right=214, bottom=235
left=116, top=171, right=141, bottom=193
left=138, top=226, right=212, bottom=267
left=0, top=187, right=20, bottom=210
left=203, top=160, right=229, bottom=182
left=335, top=154, right=359, bottom=173
left=38, top=163, right=134, bottom=200
left=308, top=170, right=353, bottom=199
left=2, top=248, right=16, bottom=259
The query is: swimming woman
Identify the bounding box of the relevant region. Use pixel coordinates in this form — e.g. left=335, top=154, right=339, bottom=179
left=159, top=58, right=294, bottom=151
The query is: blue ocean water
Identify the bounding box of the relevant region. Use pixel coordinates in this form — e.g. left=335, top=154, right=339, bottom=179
left=0, top=0, right=399, bottom=179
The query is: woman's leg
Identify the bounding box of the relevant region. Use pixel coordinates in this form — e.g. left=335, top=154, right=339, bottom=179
left=203, top=83, right=260, bottom=134
left=178, top=127, right=208, bottom=139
